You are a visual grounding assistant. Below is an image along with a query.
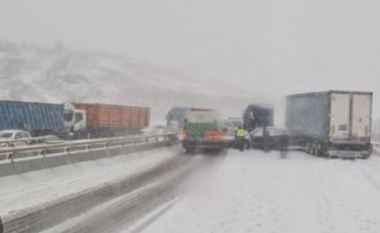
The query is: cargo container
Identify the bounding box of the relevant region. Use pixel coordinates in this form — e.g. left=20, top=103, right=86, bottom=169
left=0, top=101, right=64, bottom=136
left=64, top=103, right=150, bottom=138
left=286, top=91, right=372, bottom=159
left=243, top=104, right=274, bottom=132
left=182, top=108, right=227, bottom=153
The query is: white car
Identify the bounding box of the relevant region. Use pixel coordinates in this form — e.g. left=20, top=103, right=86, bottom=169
left=0, top=130, right=32, bottom=140
left=0, top=130, right=32, bottom=147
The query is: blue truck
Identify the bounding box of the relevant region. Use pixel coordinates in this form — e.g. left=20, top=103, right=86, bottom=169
left=0, top=101, right=64, bottom=136
left=166, top=107, right=189, bottom=130
left=243, top=104, right=274, bottom=132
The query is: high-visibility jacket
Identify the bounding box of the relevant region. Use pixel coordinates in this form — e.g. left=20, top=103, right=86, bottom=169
left=236, top=129, right=246, bottom=138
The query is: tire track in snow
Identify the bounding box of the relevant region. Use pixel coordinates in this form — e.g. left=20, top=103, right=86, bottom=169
left=354, top=158, right=380, bottom=193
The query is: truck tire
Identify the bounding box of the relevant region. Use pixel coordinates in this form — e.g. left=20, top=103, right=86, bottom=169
left=185, top=147, right=196, bottom=154
left=314, top=142, right=320, bottom=157
left=320, top=144, right=328, bottom=158
left=306, top=142, right=312, bottom=155
left=361, top=153, right=371, bottom=160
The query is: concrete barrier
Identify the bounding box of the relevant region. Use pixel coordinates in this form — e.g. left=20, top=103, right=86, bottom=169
left=0, top=216, right=3, bottom=233
left=2, top=152, right=185, bottom=233
left=0, top=140, right=173, bottom=178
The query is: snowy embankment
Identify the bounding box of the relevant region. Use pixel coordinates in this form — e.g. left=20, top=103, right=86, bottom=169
left=0, top=42, right=254, bottom=122
left=0, top=146, right=181, bottom=220
left=139, top=150, right=380, bottom=233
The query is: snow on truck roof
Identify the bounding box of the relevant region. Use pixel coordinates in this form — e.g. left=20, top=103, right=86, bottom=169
left=186, top=110, right=220, bottom=123
left=72, top=102, right=150, bottom=109
left=0, top=100, right=64, bottom=106
left=189, top=108, right=212, bottom=111
left=287, top=90, right=373, bottom=98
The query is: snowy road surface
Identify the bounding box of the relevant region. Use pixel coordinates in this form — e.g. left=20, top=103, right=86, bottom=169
left=0, top=146, right=181, bottom=219
left=138, top=150, right=380, bottom=233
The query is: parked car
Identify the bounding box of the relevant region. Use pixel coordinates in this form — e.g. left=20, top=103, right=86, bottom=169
left=0, top=130, right=33, bottom=160
left=0, top=130, right=32, bottom=147
left=249, top=127, right=303, bottom=150
left=0, top=130, right=32, bottom=140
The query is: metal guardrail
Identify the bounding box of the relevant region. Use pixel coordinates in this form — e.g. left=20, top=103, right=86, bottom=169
left=0, top=133, right=177, bottom=162
left=0, top=135, right=68, bottom=147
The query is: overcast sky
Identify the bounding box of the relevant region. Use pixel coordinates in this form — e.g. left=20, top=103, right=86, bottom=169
left=0, top=0, right=379, bottom=116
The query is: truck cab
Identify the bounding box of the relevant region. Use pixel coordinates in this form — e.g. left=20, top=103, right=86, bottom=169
left=243, top=104, right=274, bottom=132
left=64, top=109, right=87, bottom=133
left=166, top=107, right=189, bottom=132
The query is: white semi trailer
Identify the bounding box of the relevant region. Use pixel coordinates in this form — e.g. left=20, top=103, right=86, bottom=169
left=286, top=91, right=372, bottom=159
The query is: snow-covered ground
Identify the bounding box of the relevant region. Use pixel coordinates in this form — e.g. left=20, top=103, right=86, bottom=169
left=139, top=150, right=380, bottom=233
left=0, top=42, right=255, bottom=122
left=0, top=146, right=181, bottom=220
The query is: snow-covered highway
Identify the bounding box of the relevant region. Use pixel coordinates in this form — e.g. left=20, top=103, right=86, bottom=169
left=135, top=150, right=380, bottom=233
left=0, top=145, right=185, bottom=233
left=2, top=147, right=380, bottom=233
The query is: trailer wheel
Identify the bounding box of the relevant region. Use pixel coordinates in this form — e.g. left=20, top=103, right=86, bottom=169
left=320, top=144, right=328, bottom=158
left=185, top=147, right=196, bottom=154
left=314, top=143, right=320, bottom=157
left=361, top=153, right=371, bottom=160
left=306, top=142, right=312, bottom=154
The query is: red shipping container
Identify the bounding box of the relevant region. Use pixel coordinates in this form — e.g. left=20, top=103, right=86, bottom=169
left=72, top=103, right=150, bottom=129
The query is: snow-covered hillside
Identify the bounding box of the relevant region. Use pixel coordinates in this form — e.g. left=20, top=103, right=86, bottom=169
left=0, top=42, right=257, bottom=123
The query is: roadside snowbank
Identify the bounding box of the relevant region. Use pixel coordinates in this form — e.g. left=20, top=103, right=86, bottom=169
left=0, top=146, right=182, bottom=218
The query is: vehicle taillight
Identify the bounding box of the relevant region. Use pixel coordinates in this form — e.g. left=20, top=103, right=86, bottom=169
left=205, top=131, right=223, bottom=141
left=182, top=130, right=189, bottom=140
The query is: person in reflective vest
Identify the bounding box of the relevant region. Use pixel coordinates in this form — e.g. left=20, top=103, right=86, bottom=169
left=236, top=126, right=247, bottom=151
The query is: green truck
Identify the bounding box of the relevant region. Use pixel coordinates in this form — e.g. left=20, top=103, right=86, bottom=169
left=286, top=91, right=373, bottom=159
left=182, top=108, right=227, bottom=153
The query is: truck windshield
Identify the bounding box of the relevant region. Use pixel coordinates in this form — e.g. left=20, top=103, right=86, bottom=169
left=64, top=112, right=74, bottom=122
